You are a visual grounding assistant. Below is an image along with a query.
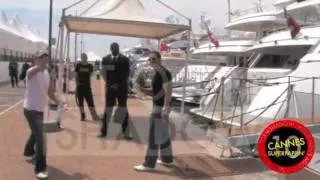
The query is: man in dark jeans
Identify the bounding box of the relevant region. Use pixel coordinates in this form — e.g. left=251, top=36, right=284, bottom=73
left=9, top=59, right=19, bottom=87
left=23, top=52, right=61, bottom=179
left=134, top=51, right=173, bottom=171
left=99, top=42, right=132, bottom=139
left=75, top=53, right=99, bottom=121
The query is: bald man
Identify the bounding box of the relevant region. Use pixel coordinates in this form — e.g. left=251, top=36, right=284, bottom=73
left=100, top=42, right=131, bottom=139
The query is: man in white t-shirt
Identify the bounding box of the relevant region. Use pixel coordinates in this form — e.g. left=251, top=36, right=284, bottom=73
left=23, top=52, right=60, bottom=179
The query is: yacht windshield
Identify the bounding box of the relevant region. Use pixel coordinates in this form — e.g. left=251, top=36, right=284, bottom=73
left=307, top=39, right=320, bottom=54
left=254, top=54, right=289, bottom=68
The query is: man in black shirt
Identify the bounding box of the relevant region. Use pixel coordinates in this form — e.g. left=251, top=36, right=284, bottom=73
left=134, top=51, right=173, bottom=171
left=99, top=42, right=131, bottom=139
left=20, top=62, right=31, bottom=87
left=9, top=59, right=19, bottom=87
left=75, top=53, right=99, bottom=121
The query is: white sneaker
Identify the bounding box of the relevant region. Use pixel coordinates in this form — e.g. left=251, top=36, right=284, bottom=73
left=35, top=171, right=48, bottom=179
left=134, top=164, right=154, bottom=172
left=157, top=160, right=173, bottom=166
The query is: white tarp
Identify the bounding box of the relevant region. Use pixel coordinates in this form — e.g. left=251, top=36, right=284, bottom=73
left=0, top=11, right=13, bottom=35
left=63, top=0, right=190, bottom=39
left=8, top=18, right=24, bottom=38
left=83, top=0, right=164, bottom=23
left=0, top=11, right=47, bottom=53
left=14, top=15, right=42, bottom=43
left=0, top=12, right=33, bottom=52
left=32, top=28, right=48, bottom=44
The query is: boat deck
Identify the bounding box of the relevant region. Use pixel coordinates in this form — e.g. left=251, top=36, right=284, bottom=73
left=0, top=79, right=313, bottom=180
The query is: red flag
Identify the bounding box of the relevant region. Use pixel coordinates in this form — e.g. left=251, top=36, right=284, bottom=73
left=160, top=41, right=169, bottom=52
left=284, top=8, right=300, bottom=39
left=202, top=19, right=219, bottom=47
left=208, top=32, right=219, bottom=47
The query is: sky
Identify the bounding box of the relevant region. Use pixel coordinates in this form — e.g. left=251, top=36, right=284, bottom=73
left=0, top=0, right=274, bottom=58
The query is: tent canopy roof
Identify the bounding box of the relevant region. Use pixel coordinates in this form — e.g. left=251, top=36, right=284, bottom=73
left=63, top=0, right=190, bottom=39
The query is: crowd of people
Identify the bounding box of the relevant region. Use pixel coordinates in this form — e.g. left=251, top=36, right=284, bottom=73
left=21, top=43, right=174, bottom=179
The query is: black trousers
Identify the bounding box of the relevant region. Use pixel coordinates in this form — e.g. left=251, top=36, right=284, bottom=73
left=101, top=87, right=129, bottom=135
left=76, top=86, right=98, bottom=120
left=143, top=108, right=173, bottom=168
left=10, top=73, right=18, bottom=87
left=23, top=109, right=46, bottom=173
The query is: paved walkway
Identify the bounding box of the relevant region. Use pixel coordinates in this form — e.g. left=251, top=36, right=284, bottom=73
left=0, top=79, right=277, bottom=180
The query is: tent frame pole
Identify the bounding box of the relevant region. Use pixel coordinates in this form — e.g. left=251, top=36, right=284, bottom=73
left=180, top=19, right=192, bottom=117
left=66, top=31, right=71, bottom=99
left=75, top=33, right=78, bottom=62
left=59, top=10, right=66, bottom=100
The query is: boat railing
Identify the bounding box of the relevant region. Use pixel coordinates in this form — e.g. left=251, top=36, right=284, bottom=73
left=230, top=4, right=277, bottom=20
left=187, top=74, right=320, bottom=158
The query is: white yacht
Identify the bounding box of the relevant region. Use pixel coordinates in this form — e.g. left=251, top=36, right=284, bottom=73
left=172, top=39, right=255, bottom=105
left=133, top=55, right=221, bottom=88
left=245, top=0, right=320, bottom=125
left=190, top=0, right=320, bottom=124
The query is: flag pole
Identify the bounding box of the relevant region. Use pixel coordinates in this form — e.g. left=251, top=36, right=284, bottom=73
left=48, top=0, right=53, bottom=63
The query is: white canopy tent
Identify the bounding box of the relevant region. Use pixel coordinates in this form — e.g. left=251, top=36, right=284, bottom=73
left=0, top=12, right=22, bottom=50
left=8, top=18, right=24, bottom=38
left=32, top=28, right=48, bottom=44
left=11, top=15, right=48, bottom=53
left=0, top=12, right=36, bottom=53
left=14, top=15, right=42, bottom=42
left=58, top=0, right=192, bottom=114
left=62, top=0, right=190, bottom=39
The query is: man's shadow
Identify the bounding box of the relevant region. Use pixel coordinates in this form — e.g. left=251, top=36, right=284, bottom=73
left=47, top=166, right=88, bottom=180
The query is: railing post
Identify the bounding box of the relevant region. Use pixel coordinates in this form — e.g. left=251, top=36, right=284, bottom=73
left=220, top=77, right=225, bottom=122
left=240, top=78, right=244, bottom=127
left=285, top=77, right=293, bottom=118
left=312, top=77, right=315, bottom=123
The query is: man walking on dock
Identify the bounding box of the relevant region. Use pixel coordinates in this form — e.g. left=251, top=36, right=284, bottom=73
left=134, top=51, right=174, bottom=171
left=23, top=52, right=61, bottom=179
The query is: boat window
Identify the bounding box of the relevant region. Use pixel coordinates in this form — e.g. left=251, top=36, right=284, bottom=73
left=254, top=54, right=289, bottom=68
left=307, top=39, right=320, bottom=54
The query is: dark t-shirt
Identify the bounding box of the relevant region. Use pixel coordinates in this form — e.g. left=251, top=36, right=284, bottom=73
left=75, top=62, right=93, bottom=87
left=152, top=66, right=172, bottom=107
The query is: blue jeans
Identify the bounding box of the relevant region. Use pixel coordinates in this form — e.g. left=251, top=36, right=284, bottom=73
left=143, top=107, right=173, bottom=168
left=23, top=109, right=47, bottom=173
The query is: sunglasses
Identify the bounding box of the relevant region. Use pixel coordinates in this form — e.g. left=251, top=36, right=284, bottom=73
left=149, top=57, right=156, bottom=61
